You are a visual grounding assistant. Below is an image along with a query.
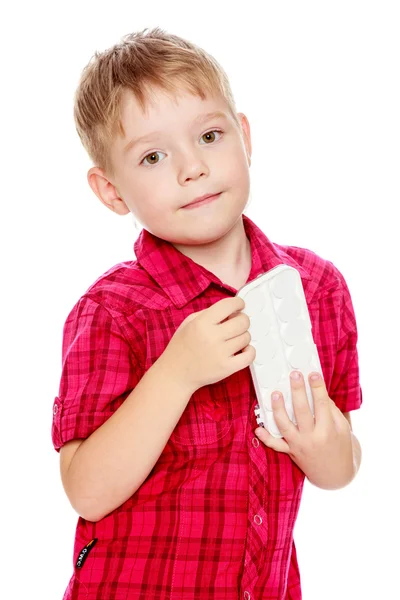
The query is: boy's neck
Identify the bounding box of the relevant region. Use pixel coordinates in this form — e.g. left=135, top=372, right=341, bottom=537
left=172, top=216, right=252, bottom=291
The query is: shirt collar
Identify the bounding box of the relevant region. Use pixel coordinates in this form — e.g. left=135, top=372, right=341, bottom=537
left=134, top=214, right=311, bottom=309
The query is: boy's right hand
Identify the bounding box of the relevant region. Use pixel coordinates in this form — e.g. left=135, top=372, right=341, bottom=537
left=162, top=297, right=256, bottom=393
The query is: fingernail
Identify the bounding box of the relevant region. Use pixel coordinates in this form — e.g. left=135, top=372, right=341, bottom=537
left=290, top=371, right=301, bottom=380
left=310, top=372, right=320, bottom=381
left=272, top=392, right=280, bottom=403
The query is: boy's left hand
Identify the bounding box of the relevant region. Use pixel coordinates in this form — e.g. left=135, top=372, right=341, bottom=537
left=254, top=370, right=354, bottom=487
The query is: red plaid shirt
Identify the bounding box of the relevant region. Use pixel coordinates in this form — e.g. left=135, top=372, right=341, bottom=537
left=52, top=214, right=362, bottom=600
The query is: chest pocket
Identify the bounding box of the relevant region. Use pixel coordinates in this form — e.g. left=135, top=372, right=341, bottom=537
left=169, top=382, right=233, bottom=445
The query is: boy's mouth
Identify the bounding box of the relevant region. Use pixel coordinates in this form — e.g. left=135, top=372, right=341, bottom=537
left=183, top=192, right=222, bottom=209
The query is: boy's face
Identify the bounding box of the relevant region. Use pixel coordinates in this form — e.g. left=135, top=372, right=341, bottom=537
left=88, top=86, right=252, bottom=246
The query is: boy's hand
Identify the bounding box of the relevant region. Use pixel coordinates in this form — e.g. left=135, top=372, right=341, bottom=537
left=255, top=371, right=355, bottom=488
left=163, top=297, right=256, bottom=393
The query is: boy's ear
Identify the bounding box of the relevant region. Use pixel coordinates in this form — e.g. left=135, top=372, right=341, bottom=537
left=87, top=167, right=131, bottom=215
left=237, top=112, right=252, bottom=167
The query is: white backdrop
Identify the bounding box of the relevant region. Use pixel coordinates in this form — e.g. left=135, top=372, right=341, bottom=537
left=1, top=1, right=399, bottom=598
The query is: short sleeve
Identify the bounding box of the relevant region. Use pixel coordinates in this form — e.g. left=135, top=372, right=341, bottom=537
left=51, top=296, right=143, bottom=453
left=328, top=265, right=363, bottom=412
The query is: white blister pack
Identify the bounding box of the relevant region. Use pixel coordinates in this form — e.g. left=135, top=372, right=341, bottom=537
left=236, top=265, right=324, bottom=438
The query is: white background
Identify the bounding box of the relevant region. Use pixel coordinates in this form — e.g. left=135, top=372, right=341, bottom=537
left=1, top=1, right=399, bottom=598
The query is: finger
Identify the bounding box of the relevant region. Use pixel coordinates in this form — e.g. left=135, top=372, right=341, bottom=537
left=211, top=297, right=245, bottom=324
left=254, top=426, right=291, bottom=453
left=289, top=370, right=314, bottom=433
left=271, top=392, right=297, bottom=440
left=309, top=372, right=333, bottom=431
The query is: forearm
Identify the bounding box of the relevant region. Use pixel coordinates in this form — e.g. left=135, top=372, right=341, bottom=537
left=66, top=355, right=193, bottom=522
left=306, top=432, right=362, bottom=491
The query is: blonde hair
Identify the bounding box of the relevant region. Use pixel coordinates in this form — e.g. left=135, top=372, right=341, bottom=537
left=73, top=27, right=242, bottom=179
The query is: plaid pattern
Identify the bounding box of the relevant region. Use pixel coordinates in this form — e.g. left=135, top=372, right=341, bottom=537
left=52, top=214, right=362, bottom=599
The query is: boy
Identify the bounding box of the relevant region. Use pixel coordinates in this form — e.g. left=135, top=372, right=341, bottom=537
left=52, top=27, right=362, bottom=600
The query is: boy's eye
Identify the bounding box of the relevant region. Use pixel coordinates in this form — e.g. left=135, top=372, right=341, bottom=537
left=200, top=129, right=222, bottom=145
left=140, top=129, right=223, bottom=167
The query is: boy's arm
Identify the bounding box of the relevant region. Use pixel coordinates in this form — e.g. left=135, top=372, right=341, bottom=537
left=54, top=296, right=194, bottom=523
left=341, top=411, right=362, bottom=478
left=342, top=412, right=352, bottom=427
left=61, top=353, right=193, bottom=522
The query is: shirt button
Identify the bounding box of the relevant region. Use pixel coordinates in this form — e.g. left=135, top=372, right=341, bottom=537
left=244, top=592, right=251, bottom=600
left=254, top=514, right=262, bottom=525
left=53, top=404, right=58, bottom=415
left=252, top=437, right=259, bottom=447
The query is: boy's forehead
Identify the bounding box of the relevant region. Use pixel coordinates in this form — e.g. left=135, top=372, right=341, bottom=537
left=119, top=86, right=230, bottom=127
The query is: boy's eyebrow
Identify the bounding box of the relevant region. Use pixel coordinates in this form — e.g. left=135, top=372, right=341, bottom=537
left=123, top=110, right=229, bottom=155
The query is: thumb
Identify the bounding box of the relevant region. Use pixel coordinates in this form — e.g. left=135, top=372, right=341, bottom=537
left=255, top=427, right=291, bottom=454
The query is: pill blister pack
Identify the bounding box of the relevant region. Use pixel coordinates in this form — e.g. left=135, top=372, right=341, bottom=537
left=236, top=265, right=323, bottom=438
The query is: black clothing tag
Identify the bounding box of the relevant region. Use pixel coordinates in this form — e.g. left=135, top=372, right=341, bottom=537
left=75, top=538, right=98, bottom=569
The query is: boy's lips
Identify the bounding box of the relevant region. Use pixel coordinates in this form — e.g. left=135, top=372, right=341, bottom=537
left=183, top=192, right=222, bottom=209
